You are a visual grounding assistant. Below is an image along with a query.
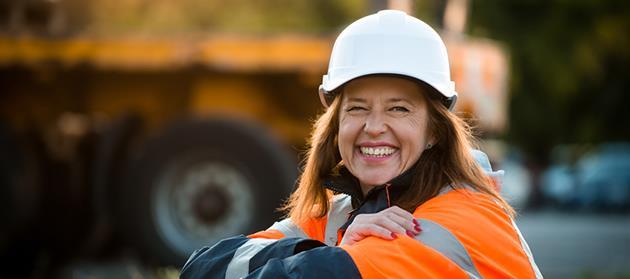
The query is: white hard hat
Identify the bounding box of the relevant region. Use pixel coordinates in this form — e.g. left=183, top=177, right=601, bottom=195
left=319, top=10, right=458, bottom=110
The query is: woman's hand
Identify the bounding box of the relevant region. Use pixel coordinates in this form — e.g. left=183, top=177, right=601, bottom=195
left=340, top=206, right=421, bottom=246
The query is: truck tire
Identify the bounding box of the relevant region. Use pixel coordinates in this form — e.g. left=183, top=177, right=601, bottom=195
left=120, top=118, right=297, bottom=266
left=86, top=114, right=143, bottom=255
left=0, top=125, right=41, bottom=241
left=0, top=124, right=42, bottom=277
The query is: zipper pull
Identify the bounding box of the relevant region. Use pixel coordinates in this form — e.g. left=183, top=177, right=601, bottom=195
left=385, top=183, right=392, bottom=207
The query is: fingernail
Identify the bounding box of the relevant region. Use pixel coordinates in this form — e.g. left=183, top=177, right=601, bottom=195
left=415, top=225, right=422, bottom=232
left=406, top=230, right=414, bottom=237
left=391, top=232, right=397, bottom=239
left=413, top=219, right=419, bottom=226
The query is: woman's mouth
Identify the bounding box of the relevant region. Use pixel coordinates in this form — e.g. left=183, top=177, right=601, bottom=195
left=359, top=146, right=398, bottom=157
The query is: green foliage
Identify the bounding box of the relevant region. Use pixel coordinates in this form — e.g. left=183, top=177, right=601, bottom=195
left=469, top=0, right=630, bottom=162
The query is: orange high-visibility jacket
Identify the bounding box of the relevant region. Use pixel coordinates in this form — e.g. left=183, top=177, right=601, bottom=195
left=181, top=150, right=542, bottom=278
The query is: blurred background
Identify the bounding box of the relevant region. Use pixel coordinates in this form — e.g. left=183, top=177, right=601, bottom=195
left=0, top=0, right=628, bottom=278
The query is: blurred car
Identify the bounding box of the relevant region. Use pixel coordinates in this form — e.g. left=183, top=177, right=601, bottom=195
left=541, top=143, right=630, bottom=211
left=499, top=152, right=534, bottom=210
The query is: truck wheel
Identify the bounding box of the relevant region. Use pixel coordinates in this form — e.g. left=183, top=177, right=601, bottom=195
left=86, top=114, right=143, bottom=255
left=0, top=124, right=42, bottom=277
left=120, top=118, right=296, bottom=266
left=0, top=124, right=41, bottom=241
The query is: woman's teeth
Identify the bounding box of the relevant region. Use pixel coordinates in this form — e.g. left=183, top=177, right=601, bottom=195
left=360, top=146, right=396, bottom=157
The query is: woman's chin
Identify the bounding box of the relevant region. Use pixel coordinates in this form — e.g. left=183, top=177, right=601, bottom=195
left=359, top=174, right=395, bottom=188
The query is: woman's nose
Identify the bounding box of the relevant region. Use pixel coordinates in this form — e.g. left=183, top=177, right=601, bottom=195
left=363, top=112, right=387, bottom=136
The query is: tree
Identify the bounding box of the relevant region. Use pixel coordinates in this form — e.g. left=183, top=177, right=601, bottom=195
left=469, top=0, right=630, bottom=164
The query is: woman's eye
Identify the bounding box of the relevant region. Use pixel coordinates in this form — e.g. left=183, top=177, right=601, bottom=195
left=347, top=106, right=366, bottom=112
left=390, top=106, right=409, bottom=112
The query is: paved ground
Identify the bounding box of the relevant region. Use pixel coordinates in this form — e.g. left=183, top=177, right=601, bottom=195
left=517, top=211, right=630, bottom=278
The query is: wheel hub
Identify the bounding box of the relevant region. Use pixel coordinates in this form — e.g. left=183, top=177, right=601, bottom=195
left=192, top=185, right=229, bottom=225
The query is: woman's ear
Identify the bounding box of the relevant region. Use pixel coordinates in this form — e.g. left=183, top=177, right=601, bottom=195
left=426, top=130, right=437, bottom=149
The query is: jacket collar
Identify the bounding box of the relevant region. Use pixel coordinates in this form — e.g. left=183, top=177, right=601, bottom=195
left=323, top=164, right=416, bottom=204
left=323, top=163, right=417, bottom=231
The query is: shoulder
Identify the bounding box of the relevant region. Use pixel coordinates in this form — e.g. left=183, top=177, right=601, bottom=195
left=412, top=189, right=539, bottom=276
left=418, top=188, right=505, bottom=212
left=411, top=188, right=519, bottom=265
left=413, top=189, right=512, bottom=231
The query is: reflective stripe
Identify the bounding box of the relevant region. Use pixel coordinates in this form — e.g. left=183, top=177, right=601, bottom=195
left=269, top=195, right=352, bottom=246
left=268, top=218, right=309, bottom=239
left=438, top=185, right=455, bottom=196
left=494, top=195, right=542, bottom=278
left=471, top=148, right=505, bottom=188
left=486, top=170, right=505, bottom=179
left=438, top=185, right=477, bottom=196
left=414, top=219, right=483, bottom=279
left=324, top=194, right=353, bottom=246
left=476, top=149, right=540, bottom=277
left=225, top=238, right=276, bottom=279
left=511, top=219, right=544, bottom=279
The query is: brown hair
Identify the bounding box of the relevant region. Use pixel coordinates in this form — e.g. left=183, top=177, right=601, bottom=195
left=283, top=80, right=514, bottom=224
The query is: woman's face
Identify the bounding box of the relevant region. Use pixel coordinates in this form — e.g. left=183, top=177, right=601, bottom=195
left=338, top=76, right=433, bottom=192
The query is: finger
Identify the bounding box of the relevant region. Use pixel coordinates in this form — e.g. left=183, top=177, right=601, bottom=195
left=357, top=223, right=398, bottom=240
left=373, top=216, right=407, bottom=235
left=385, top=206, right=421, bottom=233
left=384, top=211, right=418, bottom=233
left=386, top=206, right=415, bottom=221
left=345, top=222, right=396, bottom=243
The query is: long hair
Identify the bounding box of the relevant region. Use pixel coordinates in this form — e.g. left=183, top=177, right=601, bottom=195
left=283, top=81, right=514, bottom=224
left=280, top=97, right=342, bottom=223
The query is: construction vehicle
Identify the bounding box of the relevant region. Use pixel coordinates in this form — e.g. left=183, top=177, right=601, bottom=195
left=0, top=0, right=508, bottom=271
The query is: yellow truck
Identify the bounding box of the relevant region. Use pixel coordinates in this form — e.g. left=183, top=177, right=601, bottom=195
left=0, top=5, right=508, bottom=269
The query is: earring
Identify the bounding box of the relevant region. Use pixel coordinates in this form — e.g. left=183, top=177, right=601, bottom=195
left=426, top=143, right=433, bottom=149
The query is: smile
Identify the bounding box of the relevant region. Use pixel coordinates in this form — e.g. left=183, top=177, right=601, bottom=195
left=359, top=146, right=397, bottom=157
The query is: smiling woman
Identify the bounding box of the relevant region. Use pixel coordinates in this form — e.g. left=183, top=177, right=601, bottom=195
left=181, top=10, right=542, bottom=279
left=338, top=76, right=432, bottom=193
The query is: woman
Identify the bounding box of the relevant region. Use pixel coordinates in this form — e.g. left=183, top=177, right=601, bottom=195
left=181, top=10, right=541, bottom=278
